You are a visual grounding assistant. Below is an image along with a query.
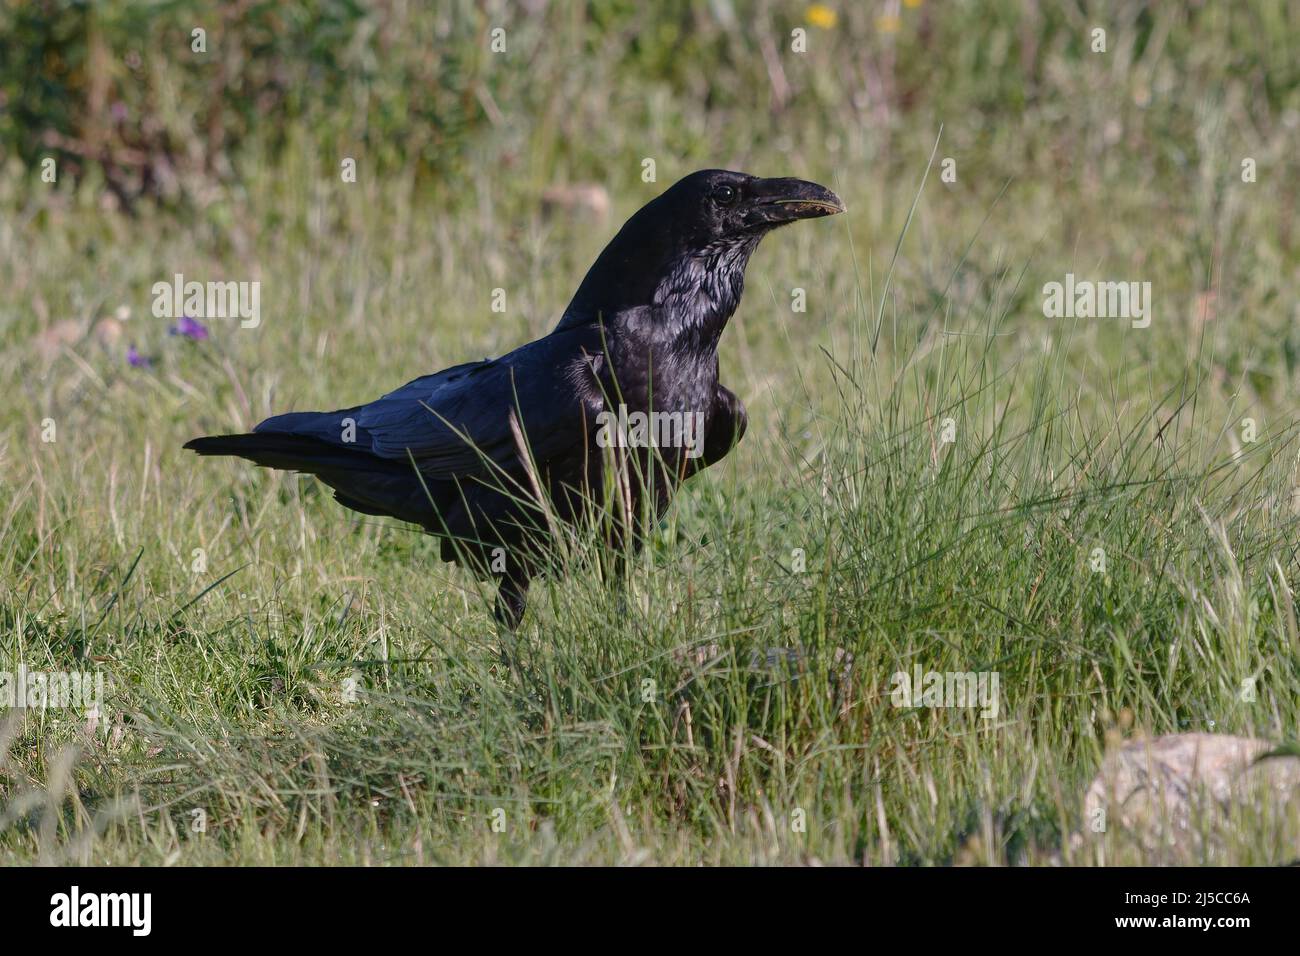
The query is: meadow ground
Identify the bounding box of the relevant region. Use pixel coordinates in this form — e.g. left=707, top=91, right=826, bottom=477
left=1, top=1, right=1299, bottom=865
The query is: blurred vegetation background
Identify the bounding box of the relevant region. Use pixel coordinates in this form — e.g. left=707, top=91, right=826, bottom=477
left=4, top=0, right=1297, bottom=388
left=3, top=0, right=1296, bottom=207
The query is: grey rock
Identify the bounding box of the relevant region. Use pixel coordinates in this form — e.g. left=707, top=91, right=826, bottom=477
left=1083, top=733, right=1300, bottom=858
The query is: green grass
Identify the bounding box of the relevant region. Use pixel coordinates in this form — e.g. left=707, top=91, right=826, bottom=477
left=2, top=1, right=1299, bottom=865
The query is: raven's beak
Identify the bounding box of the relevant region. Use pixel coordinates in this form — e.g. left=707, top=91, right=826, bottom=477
left=747, top=177, right=845, bottom=227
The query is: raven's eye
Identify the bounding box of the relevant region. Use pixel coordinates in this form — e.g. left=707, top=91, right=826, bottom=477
left=711, top=185, right=737, bottom=205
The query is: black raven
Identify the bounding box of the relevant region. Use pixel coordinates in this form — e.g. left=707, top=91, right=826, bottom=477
left=186, top=170, right=843, bottom=625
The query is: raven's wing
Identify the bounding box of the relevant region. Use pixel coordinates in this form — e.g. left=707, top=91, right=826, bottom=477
left=691, top=382, right=748, bottom=473
left=255, top=330, right=605, bottom=479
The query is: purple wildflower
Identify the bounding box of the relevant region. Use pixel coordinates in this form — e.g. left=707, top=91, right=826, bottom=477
left=169, top=315, right=209, bottom=340
left=126, top=345, right=151, bottom=368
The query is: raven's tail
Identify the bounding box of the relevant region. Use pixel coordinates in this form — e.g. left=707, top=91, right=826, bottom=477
left=184, top=432, right=438, bottom=526
left=183, top=433, right=354, bottom=474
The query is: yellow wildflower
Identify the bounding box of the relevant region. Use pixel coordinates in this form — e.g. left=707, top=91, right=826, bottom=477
left=806, top=4, right=837, bottom=29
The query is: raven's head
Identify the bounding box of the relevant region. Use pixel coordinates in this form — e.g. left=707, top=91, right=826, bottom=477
left=561, top=169, right=844, bottom=341
left=657, top=169, right=845, bottom=248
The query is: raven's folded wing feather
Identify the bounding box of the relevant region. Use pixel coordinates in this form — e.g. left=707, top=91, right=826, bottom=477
left=255, top=336, right=605, bottom=481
